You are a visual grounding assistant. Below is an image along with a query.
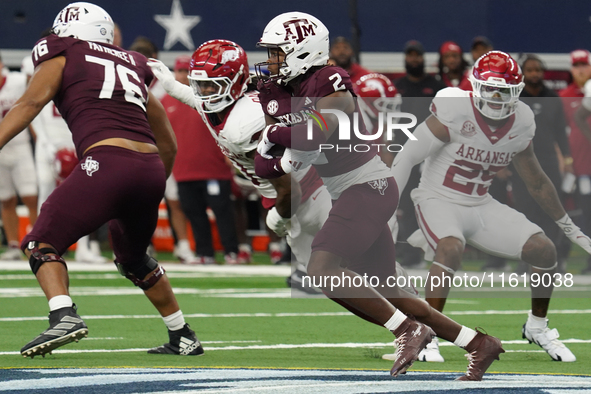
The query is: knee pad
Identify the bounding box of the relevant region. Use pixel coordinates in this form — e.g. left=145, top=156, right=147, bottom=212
left=25, top=241, right=67, bottom=275
left=115, top=254, right=165, bottom=290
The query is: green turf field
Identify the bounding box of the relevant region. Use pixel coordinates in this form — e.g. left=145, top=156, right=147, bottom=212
left=1, top=256, right=590, bottom=377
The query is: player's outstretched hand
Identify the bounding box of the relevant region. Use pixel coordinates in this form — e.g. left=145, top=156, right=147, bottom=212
left=556, top=214, right=591, bottom=254
left=147, top=59, right=176, bottom=91
left=257, top=124, right=279, bottom=159
left=266, top=207, right=290, bottom=237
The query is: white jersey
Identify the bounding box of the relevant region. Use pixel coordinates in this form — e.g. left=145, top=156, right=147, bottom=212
left=416, top=88, right=535, bottom=206
left=0, top=70, right=30, bottom=146
left=31, top=103, right=74, bottom=150
left=199, top=91, right=277, bottom=199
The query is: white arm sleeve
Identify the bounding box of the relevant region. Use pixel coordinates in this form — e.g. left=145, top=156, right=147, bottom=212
left=147, top=59, right=195, bottom=107
left=391, top=121, right=446, bottom=198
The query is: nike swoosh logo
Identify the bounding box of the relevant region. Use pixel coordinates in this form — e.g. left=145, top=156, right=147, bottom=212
left=508, top=135, right=518, bottom=140
left=311, top=190, right=322, bottom=200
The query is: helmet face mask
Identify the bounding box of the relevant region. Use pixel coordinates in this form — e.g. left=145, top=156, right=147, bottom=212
left=469, top=51, right=524, bottom=120
left=52, top=2, right=114, bottom=45
left=188, top=39, right=249, bottom=113
left=255, top=12, right=330, bottom=84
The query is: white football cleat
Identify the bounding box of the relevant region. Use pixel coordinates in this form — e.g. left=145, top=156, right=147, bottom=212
left=174, top=240, right=199, bottom=264
left=382, top=337, right=444, bottom=363
left=522, top=318, right=576, bottom=362
left=418, top=337, right=445, bottom=362
left=0, top=246, right=22, bottom=261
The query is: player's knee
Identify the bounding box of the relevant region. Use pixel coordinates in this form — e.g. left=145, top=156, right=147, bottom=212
left=25, top=241, right=66, bottom=275
left=522, top=233, right=556, bottom=268
left=115, top=254, right=165, bottom=290
left=307, top=255, right=339, bottom=278
left=435, top=237, right=464, bottom=260
left=1, top=196, right=18, bottom=209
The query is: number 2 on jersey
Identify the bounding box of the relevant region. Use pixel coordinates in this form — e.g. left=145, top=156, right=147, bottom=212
left=329, top=73, right=346, bottom=91
left=85, top=55, right=146, bottom=111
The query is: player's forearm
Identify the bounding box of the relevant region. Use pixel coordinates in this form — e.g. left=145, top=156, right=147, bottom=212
left=166, top=81, right=195, bottom=108
left=527, top=176, right=566, bottom=221
left=147, top=93, right=177, bottom=177
left=271, top=175, right=301, bottom=218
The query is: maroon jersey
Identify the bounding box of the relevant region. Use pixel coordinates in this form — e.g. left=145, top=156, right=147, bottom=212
left=32, top=35, right=155, bottom=158
left=258, top=66, right=377, bottom=177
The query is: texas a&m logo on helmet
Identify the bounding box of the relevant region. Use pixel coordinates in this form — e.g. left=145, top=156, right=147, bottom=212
left=283, top=19, right=316, bottom=44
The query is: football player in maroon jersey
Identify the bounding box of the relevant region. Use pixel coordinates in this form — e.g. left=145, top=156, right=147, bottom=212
left=0, top=2, right=203, bottom=358
left=252, top=11, right=503, bottom=380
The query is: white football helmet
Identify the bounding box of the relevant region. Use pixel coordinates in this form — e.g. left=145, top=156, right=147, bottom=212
left=52, top=2, right=114, bottom=45
left=256, top=12, right=329, bottom=84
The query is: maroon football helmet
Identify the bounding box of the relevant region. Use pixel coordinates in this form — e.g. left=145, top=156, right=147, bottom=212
left=469, top=51, right=524, bottom=119
left=354, top=73, right=402, bottom=119
left=188, top=39, right=249, bottom=113
left=54, top=148, right=78, bottom=185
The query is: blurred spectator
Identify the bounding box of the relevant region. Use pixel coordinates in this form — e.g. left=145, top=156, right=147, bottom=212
left=160, top=56, right=239, bottom=264
left=512, top=54, right=573, bottom=273
left=566, top=50, right=591, bottom=273
left=394, top=40, right=446, bottom=268
left=459, top=36, right=494, bottom=91
left=129, top=36, right=166, bottom=99
left=159, top=56, right=199, bottom=264
left=329, top=36, right=371, bottom=82
left=470, top=36, right=493, bottom=62
left=0, top=55, right=38, bottom=260
left=438, top=41, right=470, bottom=88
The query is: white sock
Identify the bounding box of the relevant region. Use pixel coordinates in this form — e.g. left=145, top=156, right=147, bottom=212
left=453, top=326, right=478, bottom=348
left=383, top=309, right=408, bottom=331
left=177, top=239, right=190, bottom=250
left=527, top=311, right=548, bottom=329
left=48, top=295, right=73, bottom=311
left=163, top=310, right=186, bottom=331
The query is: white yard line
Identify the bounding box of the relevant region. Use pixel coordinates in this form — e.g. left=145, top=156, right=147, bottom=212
left=1, top=339, right=590, bottom=356
left=0, top=261, right=291, bottom=276
left=2, top=309, right=591, bottom=322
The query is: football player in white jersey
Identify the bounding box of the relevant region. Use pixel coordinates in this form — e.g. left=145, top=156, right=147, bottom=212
left=149, top=39, right=331, bottom=276
left=392, top=51, right=591, bottom=362
left=0, top=56, right=38, bottom=260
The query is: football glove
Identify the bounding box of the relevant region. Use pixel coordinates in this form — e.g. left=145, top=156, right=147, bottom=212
left=556, top=214, right=591, bottom=254
left=257, top=124, right=279, bottom=159
left=266, top=207, right=291, bottom=237
left=147, top=59, right=194, bottom=106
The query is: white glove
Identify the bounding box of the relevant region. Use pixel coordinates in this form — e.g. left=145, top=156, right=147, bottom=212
left=257, top=124, right=279, bottom=159
left=147, top=58, right=194, bottom=106
left=556, top=214, right=591, bottom=254
left=266, top=207, right=291, bottom=237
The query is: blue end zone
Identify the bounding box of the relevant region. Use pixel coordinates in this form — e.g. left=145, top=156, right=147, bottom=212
left=0, top=368, right=589, bottom=393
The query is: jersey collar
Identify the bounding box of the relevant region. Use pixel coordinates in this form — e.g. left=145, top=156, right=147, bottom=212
left=470, top=96, right=515, bottom=145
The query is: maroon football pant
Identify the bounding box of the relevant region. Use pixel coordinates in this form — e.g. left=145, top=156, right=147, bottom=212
left=22, top=146, right=166, bottom=266
left=311, top=177, right=399, bottom=282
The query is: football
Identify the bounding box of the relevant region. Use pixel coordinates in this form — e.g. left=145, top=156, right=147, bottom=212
left=267, top=144, right=286, bottom=158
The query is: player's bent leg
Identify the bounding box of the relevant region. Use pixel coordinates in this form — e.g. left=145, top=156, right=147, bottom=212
left=520, top=234, right=575, bottom=362
left=425, top=236, right=464, bottom=312
left=147, top=323, right=204, bottom=356
left=21, top=241, right=88, bottom=358
left=116, top=255, right=204, bottom=356
left=20, top=304, right=88, bottom=359
left=308, top=251, right=435, bottom=377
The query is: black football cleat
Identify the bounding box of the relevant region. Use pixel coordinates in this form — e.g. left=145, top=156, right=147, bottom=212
left=148, top=324, right=204, bottom=356
left=21, top=304, right=88, bottom=358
